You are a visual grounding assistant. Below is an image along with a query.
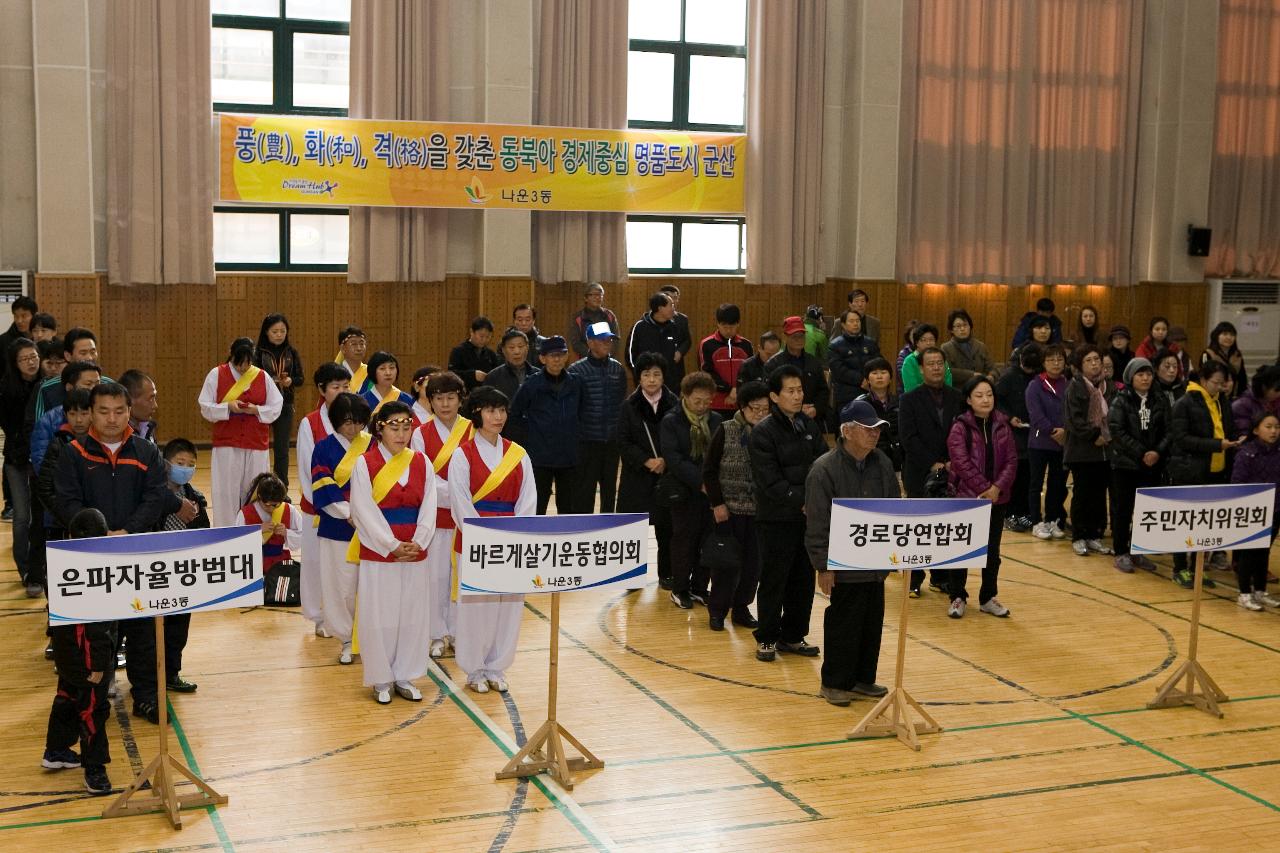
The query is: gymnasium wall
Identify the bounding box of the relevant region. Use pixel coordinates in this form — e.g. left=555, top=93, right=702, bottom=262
left=33, top=273, right=1207, bottom=444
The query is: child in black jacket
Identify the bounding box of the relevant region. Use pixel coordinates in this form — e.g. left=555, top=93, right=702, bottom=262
left=42, top=508, right=117, bottom=795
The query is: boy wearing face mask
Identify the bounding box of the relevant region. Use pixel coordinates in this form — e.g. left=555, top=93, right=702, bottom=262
left=155, top=438, right=210, bottom=694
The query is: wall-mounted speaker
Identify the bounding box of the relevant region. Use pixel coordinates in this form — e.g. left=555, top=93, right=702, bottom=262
left=1188, top=226, right=1212, bottom=257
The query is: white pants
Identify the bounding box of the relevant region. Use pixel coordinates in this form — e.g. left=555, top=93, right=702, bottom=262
left=357, top=559, right=430, bottom=688
left=455, top=594, right=523, bottom=683
left=211, top=446, right=270, bottom=528
left=300, top=515, right=324, bottom=625
left=320, top=537, right=358, bottom=643
left=428, top=528, right=457, bottom=642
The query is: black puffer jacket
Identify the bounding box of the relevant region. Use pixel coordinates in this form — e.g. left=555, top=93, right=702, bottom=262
left=1107, top=388, right=1170, bottom=472
left=748, top=407, right=824, bottom=523
left=764, top=350, right=830, bottom=426
left=827, top=333, right=880, bottom=408
left=1167, top=389, right=1238, bottom=484
left=616, top=387, right=678, bottom=513
left=567, top=355, right=627, bottom=442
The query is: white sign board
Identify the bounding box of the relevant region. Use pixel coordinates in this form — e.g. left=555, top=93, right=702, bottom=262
left=827, top=498, right=992, bottom=571
left=48, top=526, right=264, bottom=625
left=1132, top=484, right=1276, bottom=554
left=458, top=513, right=649, bottom=595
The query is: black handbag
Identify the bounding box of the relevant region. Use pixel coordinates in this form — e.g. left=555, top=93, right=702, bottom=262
left=653, top=471, right=694, bottom=507
left=264, top=559, right=302, bottom=606
left=700, top=526, right=743, bottom=572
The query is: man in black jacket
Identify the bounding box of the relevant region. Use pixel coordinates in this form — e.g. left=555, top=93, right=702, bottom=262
left=448, top=316, right=503, bottom=392
left=567, top=323, right=627, bottom=513
left=765, top=316, right=830, bottom=430
left=54, top=382, right=170, bottom=724
left=483, top=329, right=540, bottom=446
left=748, top=365, right=825, bottom=662
left=899, top=347, right=965, bottom=594
left=626, top=292, right=682, bottom=391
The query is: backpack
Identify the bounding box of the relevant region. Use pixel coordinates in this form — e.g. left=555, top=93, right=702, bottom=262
left=264, top=559, right=302, bottom=606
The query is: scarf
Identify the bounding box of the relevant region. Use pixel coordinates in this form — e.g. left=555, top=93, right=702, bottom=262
left=1085, top=376, right=1110, bottom=441
left=1186, top=381, right=1226, bottom=473
left=684, top=400, right=711, bottom=461
left=643, top=386, right=664, bottom=414
left=732, top=410, right=753, bottom=446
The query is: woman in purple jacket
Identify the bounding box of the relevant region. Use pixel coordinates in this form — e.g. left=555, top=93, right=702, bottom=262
left=946, top=376, right=1018, bottom=619
left=1025, top=344, right=1070, bottom=539
left=1230, top=411, right=1280, bottom=610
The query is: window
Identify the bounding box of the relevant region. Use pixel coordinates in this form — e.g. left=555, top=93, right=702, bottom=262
left=213, top=0, right=351, bottom=270
left=627, top=0, right=746, bottom=274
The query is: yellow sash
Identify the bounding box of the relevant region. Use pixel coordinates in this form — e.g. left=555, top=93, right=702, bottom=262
left=221, top=365, right=262, bottom=404
left=334, top=432, right=371, bottom=486
left=370, top=385, right=404, bottom=415
left=1188, top=382, right=1226, bottom=473
left=262, top=502, right=285, bottom=543
left=451, top=440, right=526, bottom=600
left=336, top=353, right=368, bottom=392
left=428, top=417, right=473, bottom=474
left=346, top=447, right=416, bottom=563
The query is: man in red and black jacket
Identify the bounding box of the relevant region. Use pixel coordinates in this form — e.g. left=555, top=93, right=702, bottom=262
left=42, top=507, right=118, bottom=796
left=54, top=382, right=170, bottom=725
left=699, top=303, right=753, bottom=416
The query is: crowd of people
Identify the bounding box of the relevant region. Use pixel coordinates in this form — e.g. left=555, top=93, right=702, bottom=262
left=2, top=285, right=1279, bottom=794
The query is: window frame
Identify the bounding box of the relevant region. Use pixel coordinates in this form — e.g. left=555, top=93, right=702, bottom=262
left=213, top=2, right=351, bottom=271
left=627, top=1, right=746, bottom=275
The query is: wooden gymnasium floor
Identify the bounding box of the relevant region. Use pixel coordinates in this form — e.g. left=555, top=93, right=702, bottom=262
left=2, top=462, right=1280, bottom=852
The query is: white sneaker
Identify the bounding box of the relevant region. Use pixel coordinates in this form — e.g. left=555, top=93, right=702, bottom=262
left=948, top=597, right=966, bottom=619
left=1049, top=522, right=1067, bottom=540
left=1238, top=593, right=1264, bottom=611
left=374, top=686, right=392, bottom=704
left=486, top=676, right=509, bottom=693
left=394, top=681, right=423, bottom=701
left=338, top=643, right=353, bottom=665
left=1032, top=522, right=1053, bottom=540
left=1255, top=591, right=1280, bottom=607
left=314, top=624, right=332, bottom=638
left=1085, top=539, right=1113, bottom=555
left=1072, top=539, right=1089, bottom=556
left=466, top=678, right=490, bottom=694
left=429, top=639, right=445, bottom=659
left=979, top=598, right=1010, bottom=617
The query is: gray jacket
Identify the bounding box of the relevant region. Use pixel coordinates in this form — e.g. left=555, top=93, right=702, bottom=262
left=804, top=441, right=900, bottom=582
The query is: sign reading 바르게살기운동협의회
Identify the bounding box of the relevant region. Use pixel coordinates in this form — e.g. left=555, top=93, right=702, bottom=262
left=827, top=498, right=993, bottom=572
left=1131, top=484, right=1276, bottom=554
left=47, top=526, right=265, bottom=625
left=218, top=113, right=745, bottom=214
left=458, top=513, right=650, bottom=596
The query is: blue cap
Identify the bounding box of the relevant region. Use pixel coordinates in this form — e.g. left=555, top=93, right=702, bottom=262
left=539, top=335, right=568, bottom=356
left=840, top=399, right=888, bottom=429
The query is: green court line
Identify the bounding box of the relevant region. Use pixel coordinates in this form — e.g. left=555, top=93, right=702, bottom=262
left=424, top=667, right=614, bottom=853
left=168, top=700, right=236, bottom=853
left=0, top=814, right=101, bottom=832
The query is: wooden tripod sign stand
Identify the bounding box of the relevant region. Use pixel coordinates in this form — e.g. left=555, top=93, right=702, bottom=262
left=496, top=593, right=603, bottom=789
left=848, top=573, right=942, bottom=750
left=1148, top=551, right=1228, bottom=717
left=103, top=616, right=228, bottom=827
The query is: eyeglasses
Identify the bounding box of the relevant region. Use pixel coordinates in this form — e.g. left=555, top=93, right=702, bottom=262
left=746, top=403, right=771, bottom=414
left=17, top=353, right=39, bottom=363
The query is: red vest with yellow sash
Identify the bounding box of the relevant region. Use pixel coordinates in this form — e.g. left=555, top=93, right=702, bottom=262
left=451, top=437, right=524, bottom=556
left=240, top=501, right=293, bottom=572
left=358, top=448, right=429, bottom=563
left=418, top=417, right=473, bottom=531
left=212, top=363, right=271, bottom=451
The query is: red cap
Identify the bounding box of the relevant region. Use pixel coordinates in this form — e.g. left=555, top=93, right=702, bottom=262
left=782, top=316, right=806, bottom=336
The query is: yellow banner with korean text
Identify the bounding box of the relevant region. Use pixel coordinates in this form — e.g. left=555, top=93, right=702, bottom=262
left=218, top=113, right=745, bottom=214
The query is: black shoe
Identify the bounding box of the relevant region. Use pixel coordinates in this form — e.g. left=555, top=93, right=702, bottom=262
left=41, top=747, right=81, bottom=769
left=166, top=676, right=198, bottom=694
left=133, top=699, right=159, bottom=724
left=1173, top=569, right=1194, bottom=589
left=928, top=579, right=947, bottom=592
left=1, top=506, right=12, bottom=522
left=689, top=591, right=709, bottom=606
left=669, top=590, right=693, bottom=609
left=84, top=765, right=112, bottom=796
left=731, top=610, right=758, bottom=628
left=776, top=639, right=820, bottom=657
left=709, top=614, right=725, bottom=631
left=853, top=682, right=889, bottom=697
left=756, top=642, right=776, bottom=662
left=657, top=577, right=673, bottom=590
left=1202, top=577, right=1217, bottom=589
left=44, top=641, right=53, bottom=660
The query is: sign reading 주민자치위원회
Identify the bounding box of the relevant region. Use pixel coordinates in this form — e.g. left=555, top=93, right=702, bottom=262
left=827, top=498, right=993, bottom=572
left=1131, top=484, right=1276, bottom=554
left=47, top=526, right=265, bottom=625
left=218, top=113, right=746, bottom=214
left=458, top=513, right=650, bottom=595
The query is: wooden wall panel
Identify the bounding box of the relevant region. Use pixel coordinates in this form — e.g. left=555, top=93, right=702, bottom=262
left=33, top=274, right=1209, bottom=445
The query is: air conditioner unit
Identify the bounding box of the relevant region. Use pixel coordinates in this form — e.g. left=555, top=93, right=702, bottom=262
left=1206, top=278, right=1280, bottom=368
left=0, top=270, right=31, bottom=303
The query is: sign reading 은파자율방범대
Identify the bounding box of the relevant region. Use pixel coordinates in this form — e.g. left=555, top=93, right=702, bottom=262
left=48, top=526, right=264, bottom=625
left=458, top=513, right=649, bottom=595
left=1131, top=484, right=1276, bottom=554
left=827, top=499, right=993, bottom=571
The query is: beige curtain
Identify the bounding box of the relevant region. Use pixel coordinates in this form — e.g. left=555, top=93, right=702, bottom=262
left=744, top=0, right=825, bottom=286
left=106, top=0, right=214, bottom=285
left=347, top=0, right=449, bottom=283
left=532, top=0, right=628, bottom=285
left=1207, top=0, right=1280, bottom=278
left=897, top=0, right=1144, bottom=286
